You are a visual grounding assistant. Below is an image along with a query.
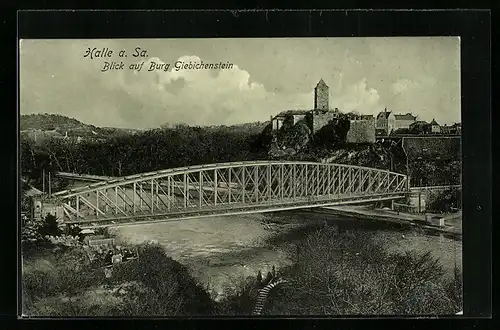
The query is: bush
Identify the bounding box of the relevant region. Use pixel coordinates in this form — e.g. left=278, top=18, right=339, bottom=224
left=22, top=245, right=104, bottom=316
left=258, top=228, right=462, bottom=315
left=427, top=188, right=461, bottom=213
left=214, top=275, right=261, bottom=315
left=444, top=266, right=463, bottom=312
left=22, top=241, right=214, bottom=317
left=39, top=214, right=63, bottom=237
left=110, top=243, right=214, bottom=316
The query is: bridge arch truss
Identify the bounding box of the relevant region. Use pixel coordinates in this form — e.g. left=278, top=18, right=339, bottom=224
left=49, top=161, right=409, bottom=228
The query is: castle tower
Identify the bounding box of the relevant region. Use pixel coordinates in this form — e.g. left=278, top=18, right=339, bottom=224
left=314, top=79, right=329, bottom=110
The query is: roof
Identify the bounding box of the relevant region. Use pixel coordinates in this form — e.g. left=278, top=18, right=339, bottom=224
left=315, top=79, right=328, bottom=89
left=283, top=110, right=310, bottom=116
left=275, top=110, right=310, bottom=117
left=377, top=109, right=392, bottom=119
left=394, top=113, right=417, bottom=120
left=430, top=119, right=439, bottom=125
left=349, top=114, right=374, bottom=120
left=410, top=120, right=429, bottom=126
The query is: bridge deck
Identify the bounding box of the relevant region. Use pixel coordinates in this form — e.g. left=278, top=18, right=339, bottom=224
left=70, top=193, right=407, bottom=229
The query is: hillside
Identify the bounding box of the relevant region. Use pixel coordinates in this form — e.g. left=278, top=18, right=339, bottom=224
left=20, top=114, right=146, bottom=141
left=20, top=114, right=107, bottom=139
left=21, top=114, right=100, bottom=132
left=402, top=136, right=461, bottom=161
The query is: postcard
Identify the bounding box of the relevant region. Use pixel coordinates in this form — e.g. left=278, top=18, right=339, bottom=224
left=20, top=37, right=462, bottom=317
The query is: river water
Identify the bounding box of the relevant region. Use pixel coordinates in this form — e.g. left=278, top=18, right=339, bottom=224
left=113, top=211, right=462, bottom=301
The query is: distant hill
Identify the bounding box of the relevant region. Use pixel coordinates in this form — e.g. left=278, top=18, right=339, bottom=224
left=20, top=114, right=103, bottom=134
left=20, top=114, right=144, bottom=139
left=160, top=121, right=270, bottom=134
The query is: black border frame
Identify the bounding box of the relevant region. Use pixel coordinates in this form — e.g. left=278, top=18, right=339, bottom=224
left=4, top=8, right=492, bottom=329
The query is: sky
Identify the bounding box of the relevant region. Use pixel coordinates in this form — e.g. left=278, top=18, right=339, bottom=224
left=19, top=37, right=460, bottom=129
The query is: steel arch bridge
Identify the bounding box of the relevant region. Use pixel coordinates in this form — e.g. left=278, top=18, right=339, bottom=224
left=48, top=161, right=409, bottom=228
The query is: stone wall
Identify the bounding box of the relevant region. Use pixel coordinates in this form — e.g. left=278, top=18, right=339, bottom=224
left=311, top=111, right=339, bottom=134
left=346, top=119, right=376, bottom=143
left=292, top=114, right=307, bottom=125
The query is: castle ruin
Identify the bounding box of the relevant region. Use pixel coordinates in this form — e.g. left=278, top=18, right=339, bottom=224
left=271, top=79, right=375, bottom=143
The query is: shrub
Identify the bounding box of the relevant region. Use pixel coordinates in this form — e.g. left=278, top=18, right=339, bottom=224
left=214, top=275, right=261, bottom=315
left=23, top=242, right=214, bottom=317
left=111, top=243, right=214, bottom=316
left=259, top=228, right=462, bottom=316
left=39, top=214, right=63, bottom=237
left=427, top=188, right=462, bottom=213
left=444, top=266, right=463, bottom=312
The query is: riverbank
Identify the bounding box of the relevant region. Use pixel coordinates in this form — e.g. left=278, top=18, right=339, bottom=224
left=21, top=211, right=463, bottom=316
left=313, top=205, right=462, bottom=237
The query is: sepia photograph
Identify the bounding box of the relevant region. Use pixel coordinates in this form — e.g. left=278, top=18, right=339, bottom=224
left=19, top=37, right=463, bottom=317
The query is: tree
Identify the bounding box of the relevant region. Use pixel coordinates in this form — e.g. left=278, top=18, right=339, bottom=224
left=111, top=243, right=214, bottom=315
left=39, top=214, right=62, bottom=237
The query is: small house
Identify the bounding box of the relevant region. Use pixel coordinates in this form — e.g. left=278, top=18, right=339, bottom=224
left=429, top=119, right=441, bottom=134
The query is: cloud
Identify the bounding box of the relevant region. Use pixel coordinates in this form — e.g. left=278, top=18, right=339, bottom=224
left=107, top=55, right=388, bottom=127
left=107, top=55, right=314, bottom=127
left=331, top=78, right=381, bottom=116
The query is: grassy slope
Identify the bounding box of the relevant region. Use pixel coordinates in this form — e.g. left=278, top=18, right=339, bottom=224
left=22, top=243, right=214, bottom=316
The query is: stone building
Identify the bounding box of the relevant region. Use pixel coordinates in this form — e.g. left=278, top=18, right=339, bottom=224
left=270, top=79, right=374, bottom=143
left=271, top=79, right=338, bottom=133
left=271, top=110, right=309, bottom=131
left=440, top=122, right=461, bottom=135
left=314, top=79, right=329, bottom=110
left=394, top=113, right=417, bottom=130
left=376, top=108, right=396, bottom=135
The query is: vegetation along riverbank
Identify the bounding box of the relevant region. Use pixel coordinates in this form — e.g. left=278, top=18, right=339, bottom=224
left=22, top=214, right=462, bottom=316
